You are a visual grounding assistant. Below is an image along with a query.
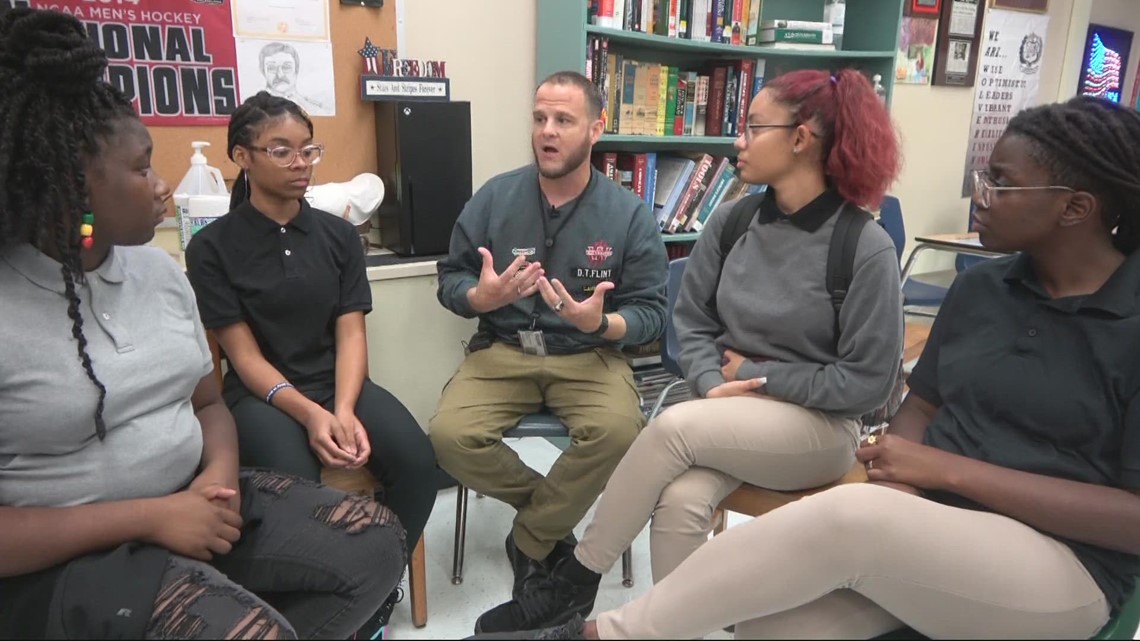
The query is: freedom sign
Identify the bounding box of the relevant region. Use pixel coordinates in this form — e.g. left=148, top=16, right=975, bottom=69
left=2, top=0, right=239, bottom=126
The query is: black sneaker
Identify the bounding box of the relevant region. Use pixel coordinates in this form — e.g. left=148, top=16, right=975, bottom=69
left=467, top=614, right=586, bottom=640
left=474, top=569, right=597, bottom=635
left=352, top=586, right=403, bottom=640
left=506, top=532, right=550, bottom=598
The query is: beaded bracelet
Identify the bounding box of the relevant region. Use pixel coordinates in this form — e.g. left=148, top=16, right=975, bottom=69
left=265, top=382, right=295, bottom=405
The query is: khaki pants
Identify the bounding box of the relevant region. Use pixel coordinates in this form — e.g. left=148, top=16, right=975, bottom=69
left=575, top=396, right=860, bottom=582
left=428, top=342, right=645, bottom=560
left=596, top=484, right=1109, bottom=639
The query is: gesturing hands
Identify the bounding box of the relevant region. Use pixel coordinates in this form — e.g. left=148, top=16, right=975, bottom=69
left=468, top=247, right=544, bottom=313
left=537, top=277, right=613, bottom=334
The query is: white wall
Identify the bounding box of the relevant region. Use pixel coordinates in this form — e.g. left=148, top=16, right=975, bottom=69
left=397, top=0, right=536, bottom=189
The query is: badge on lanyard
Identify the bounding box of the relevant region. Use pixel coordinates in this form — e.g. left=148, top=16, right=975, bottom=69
left=518, top=330, right=548, bottom=356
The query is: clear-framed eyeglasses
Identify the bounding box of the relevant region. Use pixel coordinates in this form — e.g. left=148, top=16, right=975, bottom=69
left=970, top=169, right=1074, bottom=209
left=740, top=122, right=798, bottom=144
left=251, top=143, right=325, bottom=167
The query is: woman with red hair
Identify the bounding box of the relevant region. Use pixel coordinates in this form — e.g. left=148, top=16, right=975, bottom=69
left=473, top=68, right=905, bottom=637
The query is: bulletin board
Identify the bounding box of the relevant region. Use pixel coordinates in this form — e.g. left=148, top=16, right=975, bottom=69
left=150, top=2, right=395, bottom=212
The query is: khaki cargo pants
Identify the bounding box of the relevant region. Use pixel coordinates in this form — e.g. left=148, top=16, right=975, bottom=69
left=428, top=342, right=645, bottom=561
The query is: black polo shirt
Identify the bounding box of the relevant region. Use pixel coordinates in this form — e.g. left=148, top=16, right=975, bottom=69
left=908, top=251, right=1140, bottom=612
left=185, top=199, right=372, bottom=402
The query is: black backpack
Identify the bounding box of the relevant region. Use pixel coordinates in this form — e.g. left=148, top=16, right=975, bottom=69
left=709, top=193, right=903, bottom=428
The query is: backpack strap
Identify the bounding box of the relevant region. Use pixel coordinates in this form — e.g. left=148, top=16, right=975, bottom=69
left=825, top=204, right=873, bottom=340
left=707, top=193, right=766, bottom=315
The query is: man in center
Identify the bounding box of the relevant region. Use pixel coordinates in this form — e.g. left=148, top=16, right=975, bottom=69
left=430, top=71, right=667, bottom=604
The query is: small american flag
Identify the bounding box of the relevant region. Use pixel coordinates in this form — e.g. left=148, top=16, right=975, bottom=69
left=358, top=37, right=379, bottom=74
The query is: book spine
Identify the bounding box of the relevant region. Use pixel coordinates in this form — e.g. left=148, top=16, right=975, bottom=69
left=683, top=71, right=698, bottom=135
left=722, top=65, right=737, bottom=137
left=656, top=65, right=669, bottom=136
left=730, top=0, right=743, bottom=45
left=674, top=75, right=687, bottom=136
left=745, top=0, right=762, bottom=44
left=705, top=66, right=727, bottom=137
left=758, top=28, right=832, bottom=45
left=736, top=58, right=753, bottom=135
left=664, top=67, right=679, bottom=136
left=597, top=0, right=615, bottom=27
left=693, top=75, right=708, bottom=136
left=643, top=152, right=658, bottom=206
left=712, top=0, right=726, bottom=43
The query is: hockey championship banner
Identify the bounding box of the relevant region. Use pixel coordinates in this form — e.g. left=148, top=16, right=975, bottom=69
left=2, top=0, right=239, bottom=126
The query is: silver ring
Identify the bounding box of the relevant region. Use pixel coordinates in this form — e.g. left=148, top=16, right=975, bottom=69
left=554, top=300, right=565, bottom=313
left=516, top=286, right=521, bottom=295
left=867, top=460, right=874, bottom=470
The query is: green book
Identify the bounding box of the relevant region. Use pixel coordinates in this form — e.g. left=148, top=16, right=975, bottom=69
left=664, top=66, right=679, bottom=137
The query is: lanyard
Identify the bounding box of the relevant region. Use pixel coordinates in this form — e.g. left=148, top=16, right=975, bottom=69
left=535, top=171, right=593, bottom=262
left=528, top=171, right=594, bottom=328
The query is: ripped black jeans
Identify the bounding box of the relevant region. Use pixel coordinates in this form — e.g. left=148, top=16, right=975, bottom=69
left=145, top=470, right=406, bottom=640
left=0, top=470, right=406, bottom=640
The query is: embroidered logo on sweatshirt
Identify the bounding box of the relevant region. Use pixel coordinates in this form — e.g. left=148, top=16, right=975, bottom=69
left=585, top=240, right=613, bottom=266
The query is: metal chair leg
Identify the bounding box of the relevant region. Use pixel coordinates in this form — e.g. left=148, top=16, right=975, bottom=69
left=452, top=484, right=468, bottom=585
left=621, top=547, right=634, bottom=588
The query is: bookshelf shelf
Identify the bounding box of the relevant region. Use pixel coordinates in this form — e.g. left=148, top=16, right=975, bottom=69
left=662, top=232, right=702, bottom=244
left=596, top=134, right=738, bottom=153
left=585, top=25, right=896, bottom=61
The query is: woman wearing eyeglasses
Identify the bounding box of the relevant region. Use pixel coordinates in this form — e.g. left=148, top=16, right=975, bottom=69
left=474, top=96, right=1140, bottom=641
left=185, top=92, right=437, bottom=634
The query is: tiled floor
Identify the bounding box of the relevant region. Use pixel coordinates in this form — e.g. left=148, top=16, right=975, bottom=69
left=382, top=436, right=737, bottom=640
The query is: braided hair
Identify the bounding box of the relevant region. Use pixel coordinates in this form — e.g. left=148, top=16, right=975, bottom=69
left=0, top=8, right=138, bottom=439
left=227, top=91, right=314, bottom=210
left=1005, top=96, right=1140, bottom=254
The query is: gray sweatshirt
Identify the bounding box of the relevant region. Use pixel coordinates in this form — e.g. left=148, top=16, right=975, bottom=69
left=674, top=189, right=903, bottom=417
left=437, top=164, right=668, bottom=352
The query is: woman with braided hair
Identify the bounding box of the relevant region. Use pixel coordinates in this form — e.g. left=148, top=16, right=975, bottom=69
left=0, top=8, right=404, bottom=639
left=472, top=95, right=1140, bottom=640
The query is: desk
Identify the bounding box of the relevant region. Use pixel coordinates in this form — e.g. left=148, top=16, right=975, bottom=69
left=900, top=233, right=1010, bottom=285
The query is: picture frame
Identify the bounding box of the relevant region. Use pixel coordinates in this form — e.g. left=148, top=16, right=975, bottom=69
left=933, top=0, right=985, bottom=86
left=905, top=0, right=943, bottom=16
left=988, top=0, right=1047, bottom=13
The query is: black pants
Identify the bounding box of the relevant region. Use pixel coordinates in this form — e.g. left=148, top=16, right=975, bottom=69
left=0, top=470, right=405, bottom=640
left=229, top=379, right=437, bottom=548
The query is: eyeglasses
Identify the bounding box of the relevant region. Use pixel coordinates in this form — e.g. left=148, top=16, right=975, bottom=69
left=970, top=169, right=1073, bottom=209
left=250, top=144, right=325, bottom=167
left=741, top=123, right=798, bottom=143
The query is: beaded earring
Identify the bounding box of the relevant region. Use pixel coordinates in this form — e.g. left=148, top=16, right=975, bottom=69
left=80, top=212, right=94, bottom=249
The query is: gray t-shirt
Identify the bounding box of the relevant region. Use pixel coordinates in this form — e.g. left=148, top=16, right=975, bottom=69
left=0, top=244, right=208, bottom=507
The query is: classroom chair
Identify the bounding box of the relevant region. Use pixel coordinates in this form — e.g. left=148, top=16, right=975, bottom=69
left=451, top=412, right=635, bottom=588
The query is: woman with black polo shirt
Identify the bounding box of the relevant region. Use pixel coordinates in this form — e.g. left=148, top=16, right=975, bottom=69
left=186, top=92, right=437, bottom=631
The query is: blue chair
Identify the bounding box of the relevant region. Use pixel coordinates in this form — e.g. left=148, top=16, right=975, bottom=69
left=450, top=413, right=635, bottom=587
left=877, top=196, right=988, bottom=316
left=645, top=257, right=690, bottom=420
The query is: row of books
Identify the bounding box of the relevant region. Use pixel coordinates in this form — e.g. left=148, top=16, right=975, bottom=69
left=587, top=0, right=839, bottom=49
left=588, top=37, right=767, bottom=138
left=588, top=0, right=763, bottom=46
left=594, top=151, right=765, bottom=234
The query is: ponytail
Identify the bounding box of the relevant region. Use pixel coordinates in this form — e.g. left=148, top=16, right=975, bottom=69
left=764, top=68, right=901, bottom=207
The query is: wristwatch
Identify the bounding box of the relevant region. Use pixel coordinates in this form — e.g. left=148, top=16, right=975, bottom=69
left=588, top=313, right=610, bottom=337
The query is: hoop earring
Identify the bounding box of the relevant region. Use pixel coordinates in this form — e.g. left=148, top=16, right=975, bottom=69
left=80, top=212, right=94, bottom=249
